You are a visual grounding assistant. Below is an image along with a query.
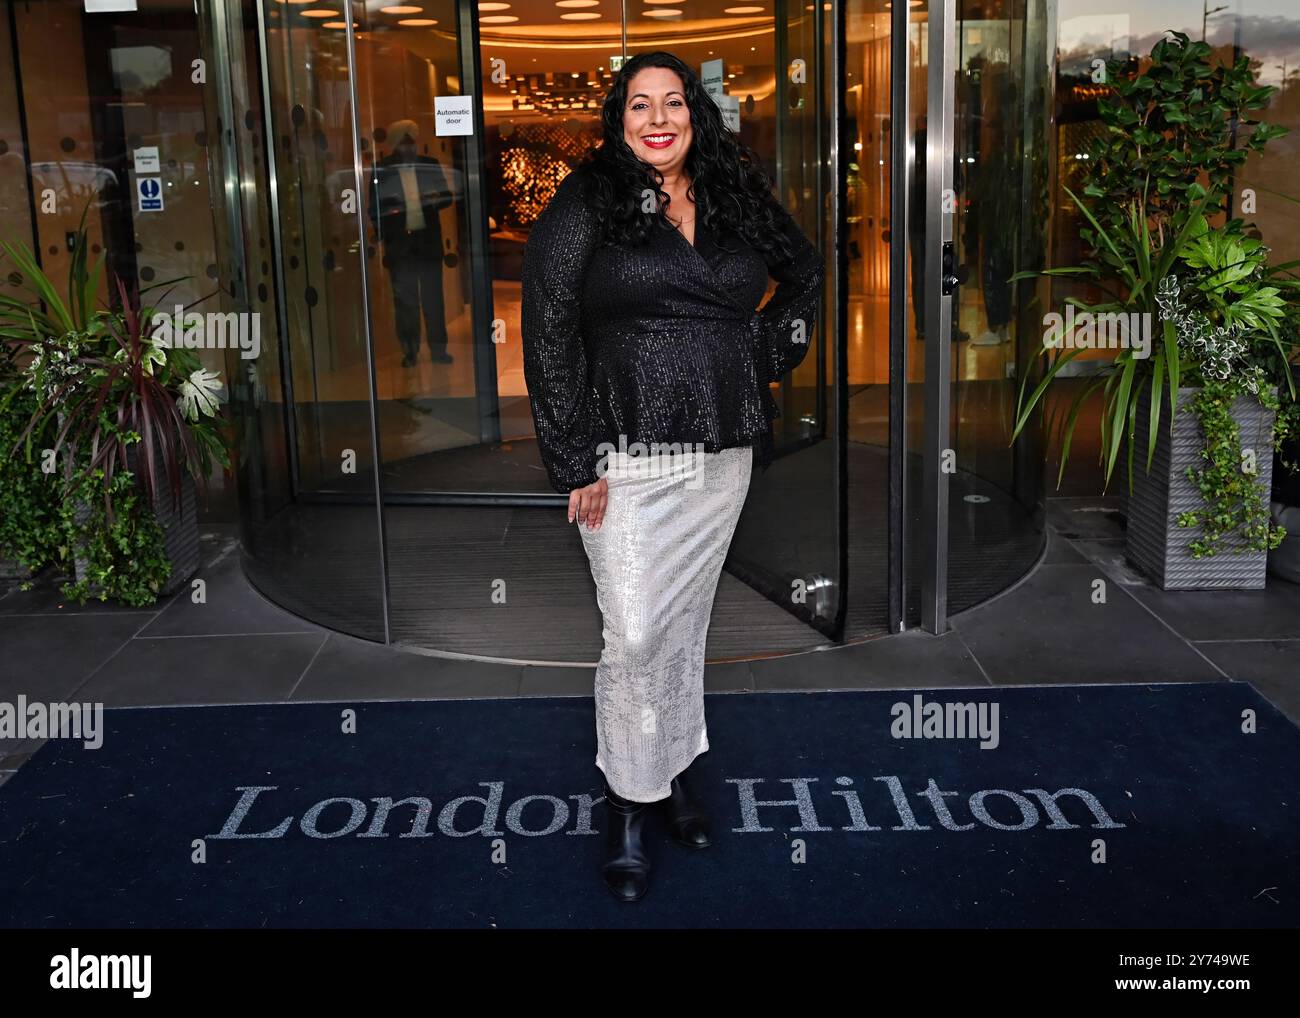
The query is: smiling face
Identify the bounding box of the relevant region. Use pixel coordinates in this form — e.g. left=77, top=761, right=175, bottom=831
left=621, top=66, right=694, bottom=179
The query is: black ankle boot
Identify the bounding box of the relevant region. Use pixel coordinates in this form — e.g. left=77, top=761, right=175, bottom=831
left=662, top=765, right=712, bottom=849
left=602, top=782, right=654, bottom=901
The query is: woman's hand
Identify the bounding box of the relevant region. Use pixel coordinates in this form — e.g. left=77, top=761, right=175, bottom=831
left=569, top=476, right=608, bottom=531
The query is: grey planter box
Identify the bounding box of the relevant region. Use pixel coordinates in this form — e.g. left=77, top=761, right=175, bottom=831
left=146, top=465, right=200, bottom=598
left=66, top=438, right=200, bottom=600
left=1126, top=387, right=1276, bottom=590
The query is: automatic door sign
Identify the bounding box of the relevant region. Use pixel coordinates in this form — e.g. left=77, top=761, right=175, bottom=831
left=133, top=146, right=160, bottom=174
left=700, top=59, right=724, bottom=98
left=435, top=95, right=474, bottom=136
left=137, top=176, right=164, bottom=212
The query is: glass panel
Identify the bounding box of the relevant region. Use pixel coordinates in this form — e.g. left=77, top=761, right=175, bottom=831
left=9, top=2, right=115, bottom=314
left=356, top=2, right=487, bottom=647
left=626, top=2, right=843, bottom=636
left=201, top=0, right=294, bottom=582
left=945, top=0, right=1049, bottom=614
left=475, top=2, right=611, bottom=495
left=901, top=4, right=926, bottom=629
left=245, top=0, right=388, bottom=640
left=842, top=0, right=922, bottom=635
left=356, top=3, right=483, bottom=496
left=1051, top=0, right=1300, bottom=494
left=5, top=0, right=236, bottom=518
left=0, top=9, right=36, bottom=263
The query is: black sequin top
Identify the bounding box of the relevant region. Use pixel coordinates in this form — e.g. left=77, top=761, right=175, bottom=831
left=521, top=164, right=825, bottom=494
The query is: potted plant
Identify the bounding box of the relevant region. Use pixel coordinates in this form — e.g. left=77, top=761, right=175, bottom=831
left=0, top=339, right=60, bottom=586
left=0, top=219, right=230, bottom=604
left=1011, top=31, right=1300, bottom=590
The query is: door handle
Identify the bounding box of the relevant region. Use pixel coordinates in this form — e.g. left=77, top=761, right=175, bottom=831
left=941, top=240, right=969, bottom=295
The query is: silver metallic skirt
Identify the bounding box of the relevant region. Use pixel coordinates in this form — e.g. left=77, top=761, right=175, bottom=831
left=578, top=444, right=754, bottom=803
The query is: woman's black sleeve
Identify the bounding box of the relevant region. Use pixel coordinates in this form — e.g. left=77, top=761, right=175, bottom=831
left=751, top=201, right=826, bottom=385
left=521, top=171, right=606, bottom=494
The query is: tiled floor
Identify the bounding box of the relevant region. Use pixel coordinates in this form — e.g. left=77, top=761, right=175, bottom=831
left=1, top=497, right=1296, bottom=785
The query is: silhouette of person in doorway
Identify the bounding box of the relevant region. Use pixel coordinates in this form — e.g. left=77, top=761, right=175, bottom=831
left=369, top=119, right=455, bottom=367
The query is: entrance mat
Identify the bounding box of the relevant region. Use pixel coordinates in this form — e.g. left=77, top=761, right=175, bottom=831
left=1, top=683, right=1296, bottom=927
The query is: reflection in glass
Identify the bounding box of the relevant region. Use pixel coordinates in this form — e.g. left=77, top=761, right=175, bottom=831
left=944, top=0, right=1049, bottom=614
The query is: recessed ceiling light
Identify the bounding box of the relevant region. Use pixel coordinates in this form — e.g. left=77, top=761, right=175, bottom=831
left=397, top=17, right=437, bottom=25
left=723, top=5, right=765, bottom=11
left=560, top=11, right=601, bottom=17
left=478, top=1, right=512, bottom=8
left=642, top=7, right=681, bottom=15
left=321, top=20, right=357, bottom=27
left=380, top=5, right=422, bottom=13
left=555, top=0, right=599, bottom=6
left=299, top=9, right=338, bottom=17
left=480, top=13, right=520, bottom=21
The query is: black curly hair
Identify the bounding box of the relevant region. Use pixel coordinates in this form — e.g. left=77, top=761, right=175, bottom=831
left=574, top=50, right=794, bottom=263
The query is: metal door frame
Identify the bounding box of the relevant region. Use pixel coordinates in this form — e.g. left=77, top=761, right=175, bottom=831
left=886, top=0, right=955, bottom=635
left=919, top=0, right=956, bottom=634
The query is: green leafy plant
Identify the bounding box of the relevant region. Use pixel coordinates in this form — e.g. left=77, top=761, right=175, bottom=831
left=1011, top=30, right=1299, bottom=560
left=1082, top=31, right=1286, bottom=241
left=1177, top=380, right=1284, bottom=559
left=1011, top=185, right=1214, bottom=491
left=0, top=213, right=231, bottom=603
left=56, top=430, right=175, bottom=607
left=0, top=359, right=60, bottom=578
left=18, top=272, right=230, bottom=520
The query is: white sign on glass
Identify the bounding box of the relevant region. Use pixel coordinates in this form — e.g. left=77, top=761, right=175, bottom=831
left=700, top=59, right=725, bottom=99
left=435, top=95, right=474, bottom=137
left=133, top=146, right=160, bottom=174
left=716, top=94, right=740, bottom=132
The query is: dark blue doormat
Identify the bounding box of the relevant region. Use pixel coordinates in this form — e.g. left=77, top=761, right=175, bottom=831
left=1, top=683, right=1297, bottom=928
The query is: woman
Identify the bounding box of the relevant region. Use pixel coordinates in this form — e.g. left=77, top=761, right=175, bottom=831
left=521, top=51, right=824, bottom=902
